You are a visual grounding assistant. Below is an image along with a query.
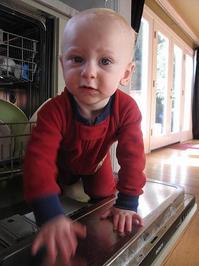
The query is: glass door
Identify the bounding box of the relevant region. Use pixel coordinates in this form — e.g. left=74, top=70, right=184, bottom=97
left=183, top=54, right=193, bottom=130
left=131, top=18, right=149, bottom=134
left=171, top=44, right=183, bottom=133
left=154, top=31, right=169, bottom=136
left=180, top=52, right=194, bottom=141
left=150, top=26, right=185, bottom=150
left=150, top=25, right=194, bottom=150
left=150, top=27, right=170, bottom=149
left=130, top=14, right=152, bottom=152
left=134, top=8, right=195, bottom=152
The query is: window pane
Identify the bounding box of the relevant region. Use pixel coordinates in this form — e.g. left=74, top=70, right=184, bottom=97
left=183, top=54, right=193, bottom=130
left=171, top=45, right=182, bottom=132
left=131, top=18, right=149, bottom=136
left=154, top=32, right=169, bottom=136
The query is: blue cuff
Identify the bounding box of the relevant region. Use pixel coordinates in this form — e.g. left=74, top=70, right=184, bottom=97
left=31, top=194, right=65, bottom=226
left=114, top=192, right=139, bottom=212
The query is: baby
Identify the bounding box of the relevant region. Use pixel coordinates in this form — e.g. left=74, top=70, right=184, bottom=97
left=24, top=8, right=146, bottom=265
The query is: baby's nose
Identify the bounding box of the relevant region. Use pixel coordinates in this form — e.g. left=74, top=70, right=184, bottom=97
left=81, top=62, right=97, bottom=79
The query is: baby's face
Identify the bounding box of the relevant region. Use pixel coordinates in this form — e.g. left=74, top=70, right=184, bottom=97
left=60, top=11, right=134, bottom=110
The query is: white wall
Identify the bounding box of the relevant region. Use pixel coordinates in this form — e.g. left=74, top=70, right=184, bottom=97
left=59, top=0, right=106, bottom=10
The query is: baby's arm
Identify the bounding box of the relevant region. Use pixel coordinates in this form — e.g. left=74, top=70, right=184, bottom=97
left=32, top=215, right=86, bottom=265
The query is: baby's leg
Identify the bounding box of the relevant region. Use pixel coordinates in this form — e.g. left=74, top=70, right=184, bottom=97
left=58, top=173, right=89, bottom=202
left=82, top=153, right=116, bottom=200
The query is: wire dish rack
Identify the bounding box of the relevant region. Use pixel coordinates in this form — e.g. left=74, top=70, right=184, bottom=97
left=0, top=121, right=36, bottom=181
left=0, top=29, right=38, bottom=82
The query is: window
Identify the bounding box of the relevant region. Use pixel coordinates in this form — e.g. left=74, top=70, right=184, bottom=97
left=131, top=17, right=150, bottom=137
left=154, top=31, right=169, bottom=136
left=183, top=54, right=193, bottom=131
left=171, top=45, right=182, bottom=132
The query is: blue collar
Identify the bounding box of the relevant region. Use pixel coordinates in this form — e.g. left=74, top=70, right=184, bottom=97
left=69, top=93, right=114, bottom=125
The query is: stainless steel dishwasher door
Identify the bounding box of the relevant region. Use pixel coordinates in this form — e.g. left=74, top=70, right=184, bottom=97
left=0, top=180, right=196, bottom=266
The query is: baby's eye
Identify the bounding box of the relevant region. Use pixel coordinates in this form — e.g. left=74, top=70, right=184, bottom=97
left=71, top=56, right=83, bottom=63
left=100, top=57, right=112, bottom=65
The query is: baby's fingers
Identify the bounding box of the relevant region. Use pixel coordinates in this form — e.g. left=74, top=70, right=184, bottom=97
left=117, top=215, right=126, bottom=233
left=46, top=234, right=57, bottom=263
left=100, top=209, right=112, bottom=219
left=132, top=213, right=144, bottom=226
left=32, top=232, right=57, bottom=264
left=32, top=233, right=44, bottom=255
left=72, top=222, right=87, bottom=239
left=57, top=231, right=75, bottom=263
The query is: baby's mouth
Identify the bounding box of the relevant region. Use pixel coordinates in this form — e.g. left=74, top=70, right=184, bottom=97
left=80, top=85, right=96, bottom=91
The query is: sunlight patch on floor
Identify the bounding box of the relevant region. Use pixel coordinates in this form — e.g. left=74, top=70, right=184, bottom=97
left=163, top=150, right=199, bottom=167
left=159, top=150, right=199, bottom=184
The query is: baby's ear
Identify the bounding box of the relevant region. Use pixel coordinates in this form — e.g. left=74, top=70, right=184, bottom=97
left=120, top=63, right=134, bottom=86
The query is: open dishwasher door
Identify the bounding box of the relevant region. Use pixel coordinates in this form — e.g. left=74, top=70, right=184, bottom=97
left=65, top=179, right=196, bottom=266
left=0, top=179, right=197, bottom=266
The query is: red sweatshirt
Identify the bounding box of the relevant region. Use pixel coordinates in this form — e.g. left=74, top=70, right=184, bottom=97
left=24, top=88, right=146, bottom=224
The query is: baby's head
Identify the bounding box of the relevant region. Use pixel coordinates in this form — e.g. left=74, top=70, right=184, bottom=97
left=60, top=8, right=136, bottom=110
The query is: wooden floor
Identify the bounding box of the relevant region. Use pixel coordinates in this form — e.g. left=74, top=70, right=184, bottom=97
left=145, top=140, right=199, bottom=266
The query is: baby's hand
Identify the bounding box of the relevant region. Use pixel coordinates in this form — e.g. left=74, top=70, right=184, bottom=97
left=101, top=207, right=143, bottom=233
left=32, top=215, right=86, bottom=265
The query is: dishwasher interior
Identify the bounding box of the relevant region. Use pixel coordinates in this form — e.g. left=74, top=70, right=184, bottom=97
left=0, top=2, right=54, bottom=218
